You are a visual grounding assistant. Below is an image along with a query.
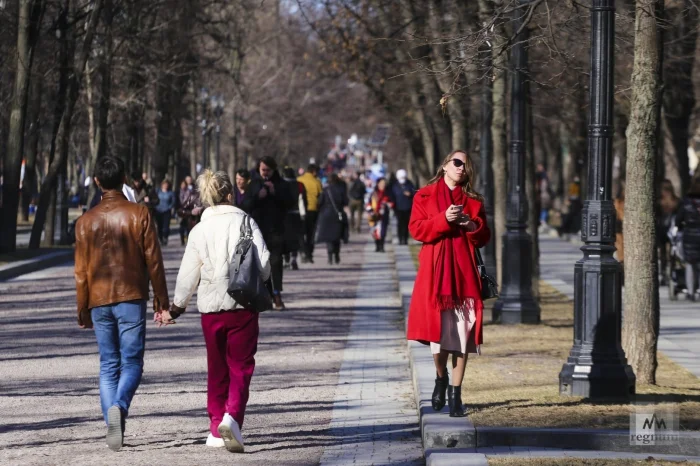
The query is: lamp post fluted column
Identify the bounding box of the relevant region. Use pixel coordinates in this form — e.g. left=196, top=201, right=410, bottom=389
left=558, top=0, right=635, bottom=398
left=492, top=1, right=541, bottom=324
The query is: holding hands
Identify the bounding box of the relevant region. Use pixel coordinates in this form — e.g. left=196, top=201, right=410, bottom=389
left=154, top=309, right=176, bottom=327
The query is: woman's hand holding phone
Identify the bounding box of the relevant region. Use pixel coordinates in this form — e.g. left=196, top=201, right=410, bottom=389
left=458, top=213, right=476, bottom=231
left=445, top=204, right=463, bottom=223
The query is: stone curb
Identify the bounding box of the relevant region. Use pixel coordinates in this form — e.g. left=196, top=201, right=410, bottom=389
left=0, top=249, right=73, bottom=281
left=477, top=426, right=700, bottom=456
left=394, top=243, right=485, bottom=466
left=392, top=241, right=700, bottom=461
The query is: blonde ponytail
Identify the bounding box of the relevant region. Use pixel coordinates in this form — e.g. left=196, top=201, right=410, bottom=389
left=196, top=169, right=233, bottom=207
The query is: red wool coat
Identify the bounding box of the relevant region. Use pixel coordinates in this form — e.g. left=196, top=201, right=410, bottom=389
left=406, top=182, right=491, bottom=345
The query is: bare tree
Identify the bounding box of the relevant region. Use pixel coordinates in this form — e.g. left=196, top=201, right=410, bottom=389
left=29, top=0, right=104, bottom=249
left=622, top=0, right=663, bottom=384
left=0, top=0, right=43, bottom=253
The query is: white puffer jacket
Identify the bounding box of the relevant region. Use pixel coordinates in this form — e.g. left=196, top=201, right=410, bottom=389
left=173, top=204, right=270, bottom=313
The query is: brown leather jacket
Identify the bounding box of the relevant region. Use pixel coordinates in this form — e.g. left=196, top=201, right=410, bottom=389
left=75, top=190, right=169, bottom=327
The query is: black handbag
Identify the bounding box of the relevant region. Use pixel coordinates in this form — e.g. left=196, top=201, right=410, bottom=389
left=476, top=248, right=499, bottom=300
left=227, top=215, right=273, bottom=312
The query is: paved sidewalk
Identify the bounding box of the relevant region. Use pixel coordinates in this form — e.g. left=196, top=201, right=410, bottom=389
left=319, top=241, right=423, bottom=466
left=0, top=234, right=423, bottom=465
left=540, top=235, right=700, bottom=377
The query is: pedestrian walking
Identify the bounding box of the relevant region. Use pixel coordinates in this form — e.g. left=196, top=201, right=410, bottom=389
left=167, top=169, right=270, bottom=452
left=366, top=177, right=392, bottom=252
left=155, top=180, right=176, bottom=245
left=282, top=167, right=307, bottom=270
left=233, top=169, right=253, bottom=213
left=536, top=163, right=552, bottom=228
left=298, top=164, right=323, bottom=263
left=676, top=176, right=700, bottom=301
left=657, top=179, right=679, bottom=286
left=132, top=172, right=159, bottom=212
left=348, top=171, right=366, bottom=234
left=316, top=173, right=349, bottom=264
left=178, top=176, right=202, bottom=246
left=248, top=156, right=296, bottom=309
left=74, top=156, right=170, bottom=451
left=406, top=149, right=491, bottom=418
left=391, top=169, right=416, bottom=245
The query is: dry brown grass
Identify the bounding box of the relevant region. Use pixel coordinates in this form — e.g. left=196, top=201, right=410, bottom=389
left=407, top=244, right=700, bottom=430
left=465, top=282, right=700, bottom=430
left=488, top=458, right=692, bottom=466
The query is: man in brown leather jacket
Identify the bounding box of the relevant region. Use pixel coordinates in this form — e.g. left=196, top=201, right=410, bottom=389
left=74, top=156, right=170, bottom=451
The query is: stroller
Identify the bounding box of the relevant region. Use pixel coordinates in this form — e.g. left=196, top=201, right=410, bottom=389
left=667, top=221, right=688, bottom=301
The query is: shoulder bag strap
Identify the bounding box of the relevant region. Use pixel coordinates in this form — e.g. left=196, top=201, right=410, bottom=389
left=475, top=247, right=485, bottom=268
left=326, top=188, right=342, bottom=220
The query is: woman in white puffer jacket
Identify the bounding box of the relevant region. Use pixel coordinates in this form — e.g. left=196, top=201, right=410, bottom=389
left=166, top=169, right=269, bottom=453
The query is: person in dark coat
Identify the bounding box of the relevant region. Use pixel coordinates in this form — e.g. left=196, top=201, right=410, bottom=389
left=282, top=167, right=307, bottom=271
left=391, top=169, right=416, bottom=245
left=348, top=171, right=366, bottom=234
left=676, top=176, right=700, bottom=301
left=233, top=169, right=254, bottom=213
left=248, top=156, right=297, bottom=309
left=315, top=173, right=349, bottom=265
left=177, top=176, right=202, bottom=246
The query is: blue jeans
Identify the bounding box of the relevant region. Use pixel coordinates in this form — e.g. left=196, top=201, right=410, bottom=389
left=91, top=300, right=147, bottom=424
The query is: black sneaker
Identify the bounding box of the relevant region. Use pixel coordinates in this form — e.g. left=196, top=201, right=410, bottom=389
left=106, top=405, right=124, bottom=451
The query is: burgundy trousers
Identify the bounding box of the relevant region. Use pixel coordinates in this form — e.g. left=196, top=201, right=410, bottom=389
left=201, top=310, right=259, bottom=437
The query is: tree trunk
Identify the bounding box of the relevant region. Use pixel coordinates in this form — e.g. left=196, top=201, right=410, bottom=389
left=94, top=0, right=113, bottom=163
left=29, top=0, right=104, bottom=249
left=427, top=0, right=468, bottom=151
left=0, top=0, right=43, bottom=253
left=21, top=77, right=42, bottom=222
left=477, top=0, right=508, bottom=285
left=491, top=42, right=508, bottom=287
left=662, top=0, right=697, bottom=194
left=154, top=73, right=174, bottom=184
left=622, top=0, right=662, bottom=385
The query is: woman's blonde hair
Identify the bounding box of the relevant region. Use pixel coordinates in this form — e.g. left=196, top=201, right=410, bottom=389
left=427, top=149, right=483, bottom=200
left=196, top=169, right=233, bottom=207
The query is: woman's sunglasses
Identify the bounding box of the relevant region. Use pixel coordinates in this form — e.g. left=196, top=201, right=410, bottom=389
left=449, top=159, right=465, bottom=168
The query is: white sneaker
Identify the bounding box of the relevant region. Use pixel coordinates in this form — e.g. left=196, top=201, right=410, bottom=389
left=217, top=413, right=244, bottom=453
left=206, top=434, right=225, bottom=448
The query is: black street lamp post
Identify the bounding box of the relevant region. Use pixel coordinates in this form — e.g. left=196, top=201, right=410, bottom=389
left=479, top=42, right=496, bottom=272
left=199, top=88, right=209, bottom=172
left=558, top=0, right=635, bottom=398
left=492, top=1, right=541, bottom=324
left=212, top=95, right=225, bottom=172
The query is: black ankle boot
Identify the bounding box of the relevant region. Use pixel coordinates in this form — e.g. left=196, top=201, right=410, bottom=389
left=328, top=252, right=333, bottom=265
left=375, top=240, right=381, bottom=252
left=334, top=252, right=340, bottom=264
left=448, top=386, right=467, bottom=417
left=431, top=373, right=449, bottom=411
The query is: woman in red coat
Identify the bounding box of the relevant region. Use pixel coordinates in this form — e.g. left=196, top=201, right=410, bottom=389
left=407, top=149, right=490, bottom=417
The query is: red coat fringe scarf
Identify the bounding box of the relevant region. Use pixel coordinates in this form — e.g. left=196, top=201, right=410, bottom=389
left=406, top=179, right=491, bottom=346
